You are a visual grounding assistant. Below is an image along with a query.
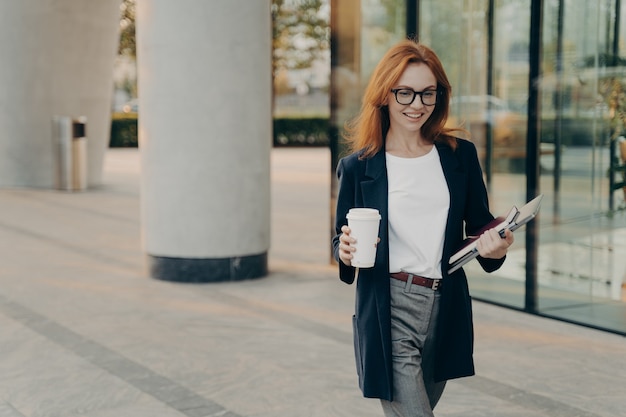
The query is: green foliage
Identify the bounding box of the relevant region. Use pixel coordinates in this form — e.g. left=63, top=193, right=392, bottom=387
left=109, top=114, right=330, bottom=148
left=112, top=1, right=330, bottom=148
left=118, top=0, right=136, bottom=57
left=116, top=0, right=329, bottom=98
left=601, top=77, right=626, bottom=140
left=273, top=117, right=329, bottom=146
left=110, top=113, right=138, bottom=147
left=271, top=0, right=329, bottom=76
left=118, top=0, right=329, bottom=68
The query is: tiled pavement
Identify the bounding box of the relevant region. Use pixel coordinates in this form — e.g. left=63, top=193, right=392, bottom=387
left=0, top=147, right=624, bottom=417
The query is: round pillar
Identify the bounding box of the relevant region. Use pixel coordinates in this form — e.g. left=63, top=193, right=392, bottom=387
left=137, top=0, right=272, bottom=282
left=0, top=1, right=120, bottom=188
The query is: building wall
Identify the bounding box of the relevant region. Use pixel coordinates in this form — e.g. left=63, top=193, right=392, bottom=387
left=0, top=1, right=120, bottom=188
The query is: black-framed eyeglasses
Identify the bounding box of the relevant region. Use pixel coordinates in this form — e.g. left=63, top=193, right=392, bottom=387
left=390, top=88, right=439, bottom=106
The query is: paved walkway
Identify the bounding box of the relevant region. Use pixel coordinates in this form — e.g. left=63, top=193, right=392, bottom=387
left=0, top=148, right=624, bottom=417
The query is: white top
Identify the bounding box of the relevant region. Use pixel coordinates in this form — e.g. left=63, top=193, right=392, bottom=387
left=386, top=146, right=450, bottom=278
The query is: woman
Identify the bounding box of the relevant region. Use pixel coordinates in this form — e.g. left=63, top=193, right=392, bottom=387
left=332, top=40, right=514, bottom=417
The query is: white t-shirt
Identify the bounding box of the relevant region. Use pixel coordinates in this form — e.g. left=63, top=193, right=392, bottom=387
left=386, top=146, right=450, bottom=278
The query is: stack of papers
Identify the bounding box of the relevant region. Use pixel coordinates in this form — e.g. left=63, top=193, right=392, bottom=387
left=448, top=194, right=544, bottom=274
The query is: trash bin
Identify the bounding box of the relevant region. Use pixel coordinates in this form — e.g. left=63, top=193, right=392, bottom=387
left=53, top=116, right=87, bottom=191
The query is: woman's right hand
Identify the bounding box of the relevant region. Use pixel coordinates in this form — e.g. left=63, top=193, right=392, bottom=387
left=338, top=225, right=356, bottom=266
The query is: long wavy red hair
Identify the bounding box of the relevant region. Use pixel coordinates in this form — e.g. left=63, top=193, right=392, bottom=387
left=344, top=40, right=460, bottom=158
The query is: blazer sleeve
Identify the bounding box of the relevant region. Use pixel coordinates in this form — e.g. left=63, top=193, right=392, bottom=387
left=462, top=141, right=506, bottom=273
left=332, top=157, right=358, bottom=284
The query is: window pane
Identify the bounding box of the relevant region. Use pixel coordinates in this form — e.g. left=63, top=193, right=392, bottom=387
left=537, top=0, right=626, bottom=331
left=422, top=0, right=528, bottom=308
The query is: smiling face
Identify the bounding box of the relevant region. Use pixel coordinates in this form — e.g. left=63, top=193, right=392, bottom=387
left=387, top=62, right=438, bottom=138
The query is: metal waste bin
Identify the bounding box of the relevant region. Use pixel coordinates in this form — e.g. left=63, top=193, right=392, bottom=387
left=53, top=116, right=87, bottom=191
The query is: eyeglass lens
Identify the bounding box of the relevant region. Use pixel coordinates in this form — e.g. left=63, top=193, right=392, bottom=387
left=393, top=89, right=437, bottom=106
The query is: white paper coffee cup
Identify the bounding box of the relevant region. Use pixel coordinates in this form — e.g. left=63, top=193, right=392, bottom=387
left=346, top=208, right=381, bottom=268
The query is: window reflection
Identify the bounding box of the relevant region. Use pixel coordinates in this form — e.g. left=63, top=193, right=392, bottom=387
left=419, top=0, right=626, bottom=324
left=536, top=0, right=626, bottom=317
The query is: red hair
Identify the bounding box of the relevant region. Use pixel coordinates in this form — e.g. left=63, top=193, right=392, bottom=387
left=344, top=40, right=461, bottom=157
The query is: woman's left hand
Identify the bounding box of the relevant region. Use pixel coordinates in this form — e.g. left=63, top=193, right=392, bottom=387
left=476, top=228, right=514, bottom=259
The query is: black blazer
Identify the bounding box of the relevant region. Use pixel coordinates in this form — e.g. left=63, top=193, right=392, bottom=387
left=332, top=138, right=505, bottom=401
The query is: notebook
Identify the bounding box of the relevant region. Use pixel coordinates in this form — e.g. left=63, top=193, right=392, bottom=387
left=448, top=194, right=544, bottom=274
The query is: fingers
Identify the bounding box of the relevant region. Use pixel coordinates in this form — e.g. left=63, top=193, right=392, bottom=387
left=502, top=228, right=514, bottom=245
left=476, top=227, right=514, bottom=259
left=338, top=226, right=356, bottom=266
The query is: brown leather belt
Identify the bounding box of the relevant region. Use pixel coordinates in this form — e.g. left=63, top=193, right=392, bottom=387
left=390, top=272, right=442, bottom=290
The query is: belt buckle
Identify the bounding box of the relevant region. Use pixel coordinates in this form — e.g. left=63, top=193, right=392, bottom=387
left=431, top=279, right=440, bottom=290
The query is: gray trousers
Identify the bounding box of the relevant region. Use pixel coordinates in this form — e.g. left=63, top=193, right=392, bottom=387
left=380, top=277, right=446, bottom=417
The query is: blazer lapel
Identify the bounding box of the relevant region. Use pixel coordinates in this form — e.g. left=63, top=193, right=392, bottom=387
left=436, top=141, right=463, bottom=194
left=361, top=150, right=387, bottom=209
left=360, top=149, right=389, bottom=270
left=436, top=141, right=466, bottom=263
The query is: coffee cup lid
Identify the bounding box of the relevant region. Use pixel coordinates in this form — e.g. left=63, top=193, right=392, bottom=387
left=347, top=208, right=381, bottom=220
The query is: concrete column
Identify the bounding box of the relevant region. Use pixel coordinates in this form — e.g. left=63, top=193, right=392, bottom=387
left=137, top=0, right=272, bottom=282
left=0, top=1, right=120, bottom=188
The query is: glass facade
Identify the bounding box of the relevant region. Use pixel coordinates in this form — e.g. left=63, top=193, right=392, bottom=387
left=331, top=0, right=626, bottom=335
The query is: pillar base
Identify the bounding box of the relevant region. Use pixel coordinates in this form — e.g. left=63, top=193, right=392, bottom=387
left=149, top=252, right=267, bottom=283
